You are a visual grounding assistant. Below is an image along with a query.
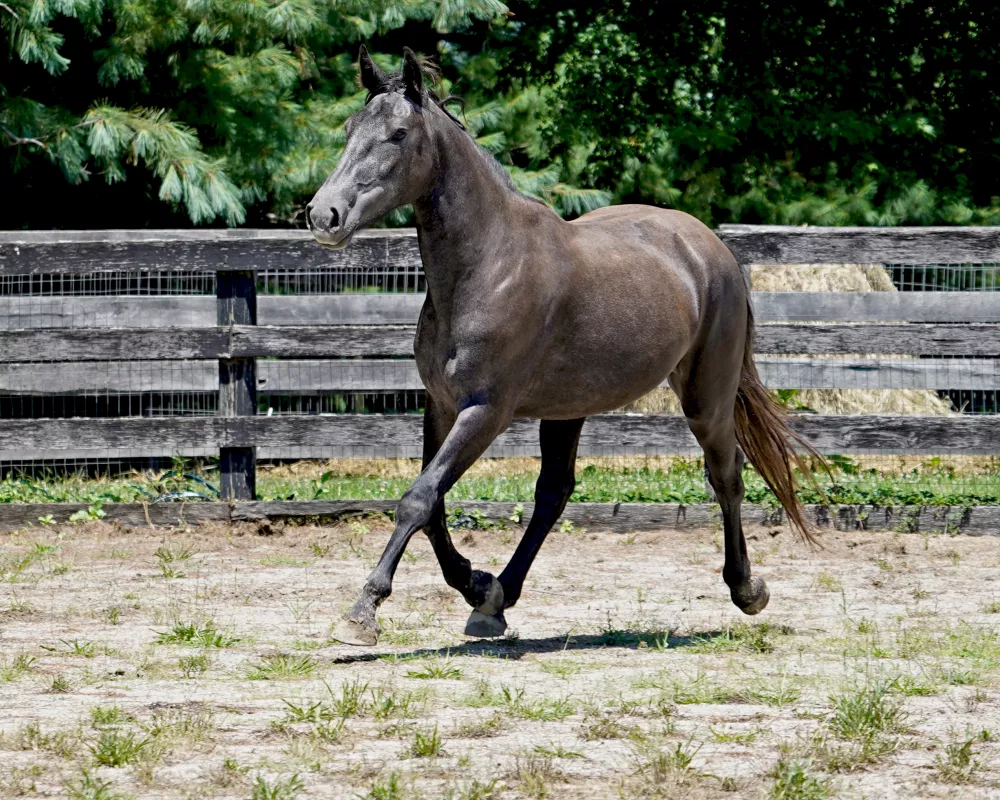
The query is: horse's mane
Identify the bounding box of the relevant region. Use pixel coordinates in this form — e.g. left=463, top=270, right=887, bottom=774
left=362, top=55, right=538, bottom=202
left=362, top=57, right=467, bottom=130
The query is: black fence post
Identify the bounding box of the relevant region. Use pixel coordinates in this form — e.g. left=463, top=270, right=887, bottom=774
left=217, top=270, right=257, bottom=500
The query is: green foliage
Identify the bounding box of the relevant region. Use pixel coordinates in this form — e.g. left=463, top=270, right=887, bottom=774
left=6, top=1, right=993, bottom=228
left=498, top=1, right=1000, bottom=226
left=3, top=456, right=1000, bottom=509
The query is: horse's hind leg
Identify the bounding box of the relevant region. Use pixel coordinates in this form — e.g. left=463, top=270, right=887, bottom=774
left=673, top=366, right=770, bottom=615
left=465, top=417, right=585, bottom=638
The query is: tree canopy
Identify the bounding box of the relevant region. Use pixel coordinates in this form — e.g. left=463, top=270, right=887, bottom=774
left=2, top=0, right=997, bottom=229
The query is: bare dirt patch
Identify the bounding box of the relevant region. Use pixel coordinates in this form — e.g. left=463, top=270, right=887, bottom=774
left=1, top=516, right=999, bottom=798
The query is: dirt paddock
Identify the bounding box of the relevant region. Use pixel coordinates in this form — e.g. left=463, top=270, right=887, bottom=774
left=1, top=516, right=999, bottom=799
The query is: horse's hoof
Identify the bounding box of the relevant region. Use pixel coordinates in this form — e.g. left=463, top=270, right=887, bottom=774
left=464, top=609, right=507, bottom=638
left=330, top=617, right=379, bottom=646
left=470, top=570, right=505, bottom=615
left=731, top=577, right=770, bottom=616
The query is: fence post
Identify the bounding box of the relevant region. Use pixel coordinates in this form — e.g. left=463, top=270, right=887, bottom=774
left=217, top=270, right=257, bottom=500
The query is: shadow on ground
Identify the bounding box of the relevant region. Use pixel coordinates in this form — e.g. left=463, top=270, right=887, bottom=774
left=330, top=629, right=730, bottom=664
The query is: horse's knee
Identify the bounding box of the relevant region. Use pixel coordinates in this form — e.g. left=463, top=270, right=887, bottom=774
left=395, top=483, right=437, bottom=532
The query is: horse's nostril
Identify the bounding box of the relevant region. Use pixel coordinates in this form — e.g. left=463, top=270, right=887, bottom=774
left=329, top=207, right=339, bottom=228
left=304, top=205, right=313, bottom=229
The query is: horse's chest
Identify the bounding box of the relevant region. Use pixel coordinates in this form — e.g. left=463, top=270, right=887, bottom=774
left=413, top=300, right=456, bottom=403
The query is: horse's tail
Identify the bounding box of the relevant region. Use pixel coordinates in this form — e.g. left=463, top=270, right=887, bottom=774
left=733, top=271, right=823, bottom=544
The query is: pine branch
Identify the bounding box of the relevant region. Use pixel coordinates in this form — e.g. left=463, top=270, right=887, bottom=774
left=0, top=123, right=44, bottom=148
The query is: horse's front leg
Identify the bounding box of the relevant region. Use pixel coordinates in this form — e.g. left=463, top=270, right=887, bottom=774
left=332, top=402, right=510, bottom=646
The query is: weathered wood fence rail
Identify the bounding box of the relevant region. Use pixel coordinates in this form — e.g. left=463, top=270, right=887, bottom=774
left=0, top=225, right=999, bottom=531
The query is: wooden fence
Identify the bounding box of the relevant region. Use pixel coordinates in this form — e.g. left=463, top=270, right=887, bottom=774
left=1, top=225, right=999, bottom=533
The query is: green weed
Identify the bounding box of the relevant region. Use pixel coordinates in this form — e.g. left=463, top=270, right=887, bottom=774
left=768, top=760, right=833, bottom=800
left=246, top=653, right=317, bottom=680
left=89, top=729, right=149, bottom=767
left=249, top=773, right=303, bottom=800
left=408, top=726, right=445, bottom=757
left=155, top=621, right=239, bottom=648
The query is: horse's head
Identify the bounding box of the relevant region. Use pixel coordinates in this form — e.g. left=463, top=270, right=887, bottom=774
left=307, top=47, right=437, bottom=249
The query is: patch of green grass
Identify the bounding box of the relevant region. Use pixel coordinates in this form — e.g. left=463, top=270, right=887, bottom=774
left=446, top=778, right=502, bottom=800
left=3, top=721, right=78, bottom=758
left=0, top=653, right=37, bottom=681
left=651, top=671, right=735, bottom=705
left=64, top=770, right=130, bottom=800
left=371, top=686, right=427, bottom=720
left=828, top=681, right=908, bottom=740
left=598, top=625, right=671, bottom=649
left=155, top=621, right=240, bottom=648
left=510, top=754, right=561, bottom=799
left=153, top=545, right=192, bottom=578
left=47, top=673, right=72, bottom=693
left=768, top=760, right=833, bottom=800
left=581, top=712, right=631, bottom=740
left=626, top=739, right=702, bottom=796
left=710, top=726, right=759, bottom=745
left=408, top=725, right=445, bottom=757
left=361, top=771, right=404, bottom=800
left=91, top=705, right=129, bottom=727
left=246, top=653, right=318, bottom=680
left=259, top=555, right=313, bottom=567
left=179, top=652, right=211, bottom=678
left=59, top=638, right=96, bottom=657
left=688, top=622, right=793, bottom=655
left=249, top=773, right=303, bottom=800
left=814, top=572, right=842, bottom=592
left=498, top=685, right=575, bottom=721
left=454, top=712, right=505, bottom=739
left=89, top=729, right=149, bottom=767
left=739, top=673, right=802, bottom=707
left=406, top=660, right=463, bottom=680
left=533, top=743, right=585, bottom=759
left=143, top=709, right=215, bottom=746
left=10, top=456, right=1000, bottom=507
left=934, top=734, right=981, bottom=784
left=330, top=678, right=369, bottom=718
left=538, top=658, right=583, bottom=678
left=101, top=606, right=122, bottom=625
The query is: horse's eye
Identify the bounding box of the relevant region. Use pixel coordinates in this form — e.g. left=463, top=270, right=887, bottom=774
left=390, top=129, right=407, bottom=142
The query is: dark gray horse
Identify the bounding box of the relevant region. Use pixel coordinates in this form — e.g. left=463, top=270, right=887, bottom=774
left=307, top=47, right=817, bottom=646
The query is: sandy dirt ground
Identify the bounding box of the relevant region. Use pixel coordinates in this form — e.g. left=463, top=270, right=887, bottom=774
left=1, top=514, right=999, bottom=799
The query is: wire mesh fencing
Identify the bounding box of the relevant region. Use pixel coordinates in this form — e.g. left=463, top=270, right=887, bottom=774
left=0, top=253, right=997, bottom=511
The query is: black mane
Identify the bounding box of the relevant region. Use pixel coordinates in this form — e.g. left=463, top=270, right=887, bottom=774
left=364, top=62, right=467, bottom=131
left=364, top=60, right=533, bottom=201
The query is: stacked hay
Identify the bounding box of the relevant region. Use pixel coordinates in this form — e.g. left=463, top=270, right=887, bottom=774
left=624, top=263, right=954, bottom=416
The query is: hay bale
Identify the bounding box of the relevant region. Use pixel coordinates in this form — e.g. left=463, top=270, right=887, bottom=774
left=623, top=263, right=953, bottom=416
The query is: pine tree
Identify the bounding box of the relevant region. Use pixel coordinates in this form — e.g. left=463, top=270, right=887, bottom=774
left=1, top=0, right=544, bottom=227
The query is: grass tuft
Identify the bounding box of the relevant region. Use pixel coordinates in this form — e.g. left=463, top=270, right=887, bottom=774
left=89, top=729, right=149, bottom=767
left=155, top=620, right=239, bottom=648
left=246, top=653, right=317, bottom=680
left=768, top=760, right=833, bottom=800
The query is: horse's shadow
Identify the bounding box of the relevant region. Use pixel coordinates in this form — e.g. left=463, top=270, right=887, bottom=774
left=330, top=629, right=728, bottom=665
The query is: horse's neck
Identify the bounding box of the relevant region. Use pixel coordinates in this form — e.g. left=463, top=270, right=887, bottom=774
left=413, top=117, right=518, bottom=306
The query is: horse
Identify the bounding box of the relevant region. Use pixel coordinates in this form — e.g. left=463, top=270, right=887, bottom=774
left=306, top=46, right=817, bottom=646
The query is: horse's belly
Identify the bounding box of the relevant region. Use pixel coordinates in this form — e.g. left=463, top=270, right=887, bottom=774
left=513, top=327, right=688, bottom=419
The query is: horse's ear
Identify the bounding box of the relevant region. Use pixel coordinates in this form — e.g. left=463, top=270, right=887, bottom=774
left=358, top=45, right=385, bottom=94
left=401, top=47, right=424, bottom=105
